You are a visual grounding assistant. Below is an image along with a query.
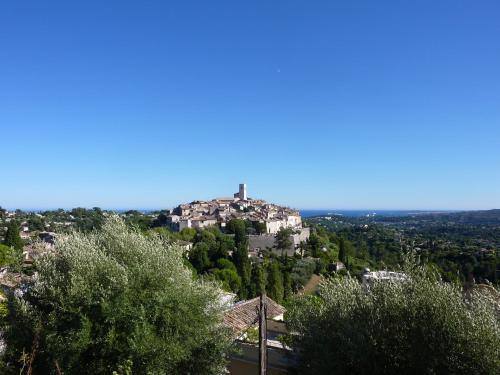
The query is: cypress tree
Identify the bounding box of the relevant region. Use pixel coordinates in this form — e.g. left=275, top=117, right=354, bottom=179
left=249, top=263, right=265, bottom=298
left=338, top=237, right=346, bottom=264
left=231, top=219, right=251, bottom=298
left=4, top=220, right=23, bottom=250
left=233, top=243, right=251, bottom=299
left=231, top=219, right=247, bottom=249
left=283, top=271, right=293, bottom=301
left=266, top=261, right=284, bottom=304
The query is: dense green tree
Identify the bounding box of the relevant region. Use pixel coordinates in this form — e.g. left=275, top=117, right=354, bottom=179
left=275, top=227, right=293, bottom=253
left=213, top=268, right=242, bottom=294
left=307, top=232, right=324, bottom=257
left=280, top=255, right=294, bottom=300
left=266, top=261, right=284, bottom=303
left=305, top=213, right=500, bottom=284
left=227, top=219, right=247, bottom=248
left=338, top=237, right=347, bottom=264
left=249, top=263, right=266, bottom=297
left=193, top=227, right=234, bottom=262
left=355, top=239, right=369, bottom=260
left=225, top=218, right=241, bottom=234
left=148, top=226, right=173, bottom=240
left=122, top=211, right=152, bottom=232
left=283, top=271, right=293, bottom=301
left=197, top=230, right=217, bottom=258
left=290, top=258, right=317, bottom=290
left=3, top=221, right=23, bottom=250
left=27, top=215, right=45, bottom=231
left=213, top=259, right=239, bottom=287
left=232, top=243, right=250, bottom=299
left=228, top=219, right=251, bottom=298
left=216, top=258, right=237, bottom=272
left=0, top=244, right=15, bottom=266
left=1, top=217, right=233, bottom=374
left=287, top=256, right=500, bottom=375
left=216, top=234, right=234, bottom=259
left=70, top=207, right=106, bottom=232
left=151, top=212, right=169, bottom=227
left=178, top=227, right=197, bottom=242
left=189, top=242, right=210, bottom=273
left=252, top=221, right=267, bottom=235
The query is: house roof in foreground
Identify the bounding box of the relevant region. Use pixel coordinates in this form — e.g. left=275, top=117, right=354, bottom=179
left=223, top=296, right=285, bottom=335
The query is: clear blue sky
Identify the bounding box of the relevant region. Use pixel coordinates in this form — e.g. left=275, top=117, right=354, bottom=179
left=1, top=1, right=499, bottom=210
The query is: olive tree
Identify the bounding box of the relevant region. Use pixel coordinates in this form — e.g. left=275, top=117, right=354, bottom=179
left=286, top=256, right=500, bottom=375
left=2, top=216, right=233, bottom=374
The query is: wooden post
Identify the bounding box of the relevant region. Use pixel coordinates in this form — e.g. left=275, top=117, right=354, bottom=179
left=258, top=293, right=267, bottom=375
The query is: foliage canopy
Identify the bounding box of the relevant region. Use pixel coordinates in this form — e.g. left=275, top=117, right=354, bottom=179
left=3, top=221, right=23, bottom=251
left=2, top=216, right=233, bottom=374
left=286, top=255, right=500, bottom=375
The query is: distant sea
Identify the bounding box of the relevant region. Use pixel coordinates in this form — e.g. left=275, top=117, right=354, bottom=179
left=299, top=210, right=455, bottom=218
left=13, top=208, right=456, bottom=217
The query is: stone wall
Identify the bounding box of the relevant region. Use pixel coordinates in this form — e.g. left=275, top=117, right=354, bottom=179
left=248, top=228, right=310, bottom=256
left=292, top=227, right=310, bottom=247
left=248, top=234, right=276, bottom=252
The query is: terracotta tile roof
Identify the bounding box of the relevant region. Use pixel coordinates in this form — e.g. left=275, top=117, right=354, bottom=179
left=223, top=296, right=285, bottom=335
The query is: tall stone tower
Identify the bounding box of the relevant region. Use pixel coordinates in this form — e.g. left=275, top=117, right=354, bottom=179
left=239, top=183, right=247, bottom=200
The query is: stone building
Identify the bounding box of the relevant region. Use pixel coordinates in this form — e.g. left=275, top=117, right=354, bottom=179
left=166, top=184, right=304, bottom=235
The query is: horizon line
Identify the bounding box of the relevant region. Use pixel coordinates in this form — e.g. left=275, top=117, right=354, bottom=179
left=2, top=206, right=498, bottom=213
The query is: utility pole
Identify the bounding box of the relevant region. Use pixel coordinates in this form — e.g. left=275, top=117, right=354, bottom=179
left=258, top=293, right=267, bottom=375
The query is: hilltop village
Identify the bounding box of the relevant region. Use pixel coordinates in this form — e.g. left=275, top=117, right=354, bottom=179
left=0, top=185, right=311, bottom=263
left=166, top=184, right=310, bottom=255
left=167, top=184, right=302, bottom=233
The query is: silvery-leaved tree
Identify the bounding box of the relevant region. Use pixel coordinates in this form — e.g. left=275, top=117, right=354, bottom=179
left=286, top=254, right=500, bottom=375
left=1, top=216, right=233, bottom=375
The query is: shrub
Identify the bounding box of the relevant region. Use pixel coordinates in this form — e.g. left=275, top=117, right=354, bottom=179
left=0, top=244, right=16, bottom=267
left=2, top=216, right=233, bottom=374
left=290, top=258, right=316, bottom=289
left=213, top=268, right=242, bottom=294
left=286, top=255, right=500, bottom=375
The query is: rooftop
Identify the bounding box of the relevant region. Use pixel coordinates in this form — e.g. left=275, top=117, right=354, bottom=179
left=223, top=296, right=285, bottom=335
